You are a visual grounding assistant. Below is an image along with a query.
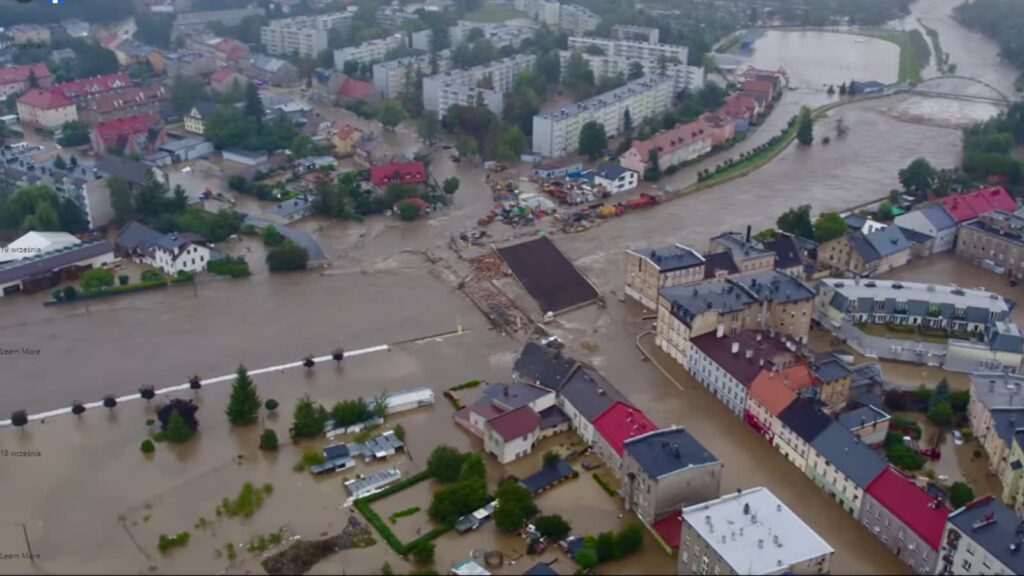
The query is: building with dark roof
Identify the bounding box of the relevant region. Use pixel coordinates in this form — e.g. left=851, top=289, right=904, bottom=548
left=625, top=243, right=706, bottom=309
left=621, top=427, right=722, bottom=525
left=455, top=381, right=557, bottom=441
left=593, top=163, right=638, bottom=195
left=592, top=401, right=657, bottom=473
left=115, top=221, right=214, bottom=275
left=817, top=223, right=912, bottom=277
left=776, top=399, right=832, bottom=470
left=837, top=404, right=890, bottom=446
left=940, top=495, right=1024, bottom=575
left=895, top=203, right=958, bottom=253
left=762, top=234, right=803, bottom=276
left=702, top=250, right=738, bottom=279
left=708, top=231, right=775, bottom=273
left=810, top=358, right=853, bottom=414
left=519, top=458, right=575, bottom=496
left=0, top=240, right=115, bottom=297
left=957, top=210, right=1024, bottom=280
left=862, top=467, right=949, bottom=575
left=555, top=363, right=628, bottom=444
left=522, top=562, right=560, bottom=576
left=744, top=363, right=816, bottom=444
left=513, top=341, right=577, bottom=390
left=806, top=422, right=887, bottom=517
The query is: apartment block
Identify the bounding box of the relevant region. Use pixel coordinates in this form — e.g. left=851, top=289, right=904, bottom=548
left=372, top=50, right=453, bottom=99
left=449, top=20, right=536, bottom=49
left=261, top=12, right=353, bottom=59
left=532, top=75, right=674, bottom=157
left=334, top=33, right=408, bottom=71
left=173, top=7, right=265, bottom=37
left=612, top=24, right=660, bottom=44
left=558, top=4, right=600, bottom=35
left=567, top=36, right=688, bottom=73
left=958, top=210, right=1024, bottom=278
left=939, top=495, right=1024, bottom=575
left=624, top=243, right=706, bottom=309
left=423, top=54, right=535, bottom=116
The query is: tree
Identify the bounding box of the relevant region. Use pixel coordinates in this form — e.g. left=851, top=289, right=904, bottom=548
left=428, top=446, right=466, bottom=483
left=58, top=120, right=91, bottom=148
left=776, top=205, right=814, bottom=239
left=62, top=285, right=77, bottom=300
left=595, top=531, right=616, bottom=562
left=410, top=542, right=435, bottom=565
left=796, top=106, right=814, bottom=145
left=622, top=108, right=633, bottom=138
left=261, top=225, right=285, bottom=247
left=428, top=479, right=487, bottom=525
left=53, top=155, right=67, bottom=171
left=442, top=177, right=460, bottom=197
left=578, top=121, right=606, bottom=160
left=564, top=51, right=595, bottom=94
left=396, top=199, right=422, bottom=221
left=103, top=395, right=118, bottom=410
left=141, top=439, right=156, bottom=454
left=899, top=157, right=938, bottom=196
left=266, top=240, right=309, bottom=272
left=930, top=378, right=951, bottom=410
left=378, top=101, right=406, bottom=131
left=157, top=398, right=199, bottom=437
left=394, top=424, right=406, bottom=442
left=813, top=212, right=846, bottom=242
left=950, top=481, right=975, bottom=508
left=627, top=60, right=645, bottom=81
left=71, top=401, right=85, bottom=416
left=533, top=514, right=571, bottom=541
left=418, top=115, right=441, bottom=143
left=264, top=399, right=279, bottom=412
left=139, top=386, right=156, bottom=402
left=494, top=481, right=537, bottom=532
left=543, top=450, right=560, bottom=468
left=928, top=401, right=953, bottom=427
left=459, top=453, right=486, bottom=483
left=10, top=410, right=28, bottom=430
left=614, top=524, right=644, bottom=558
left=289, top=134, right=315, bottom=158
left=455, top=135, right=478, bottom=159
left=225, top=365, right=261, bottom=426
left=259, top=429, right=279, bottom=451
left=290, top=394, right=327, bottom=438
left=244, top=83, right=264, bottom=123
left=575, top=548, right=598, bottom=570
left=171, top=75, right=204, bottom=115
left=79, top=268, right=115, bottom=293
left=163, top=408, right=195, bottom=443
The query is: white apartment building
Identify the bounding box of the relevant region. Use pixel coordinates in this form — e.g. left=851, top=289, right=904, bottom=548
left=515, top=0, right=560, bottom=25
left=561, top=37, right=703, bottom=93
left=334, top=33, right=408, bottom=71
left=372, top=50, right=453, bottom=99
left=558, top=4, right=600, bottom=35
left=423, top=54, right=536, bottom=115
left=449, top=20, right=536, bottom=49
left=532, top=75, right=674, bottom=157
left=612, top=24, right=659, bottom=44
left=261, top=12, right=354, bottom=58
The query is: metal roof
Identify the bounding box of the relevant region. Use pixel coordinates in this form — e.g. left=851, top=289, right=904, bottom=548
left=947, top=496, right=1024, bottom=574
left=623, top=426, right=718, bottom=479
left=628, top=243, right=705, bottom=272
left=810, top=422, right=887, bottom=488
left=0, top=240, right=113, bottom=285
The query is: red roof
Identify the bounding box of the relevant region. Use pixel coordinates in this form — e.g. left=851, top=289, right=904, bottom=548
left=938, top=186, right=1016, bottom=222
left=334, top=123, right=362, bottom=141
left=747, top=364, right=815, bottom=416
left=81, top=84, right=168, bottom=115
left=0, top=63, right=51, bottom=87
left=93, top=113, right=159, bottom=145
left=630, top=117, right=710, bottom=159
left=593, top=401, right=658, bottom=457
left=740, top=79, right=775, bottom=97
left=865, top=467, right=949, bottom=550
left=214, top=38, right=249, bottom=61
left=370, top=160, right=427, bottom=187
left=719, top=93, right=758, bottom=120
left=54, top=73, right=132, bottom=100
left=209, top=68, right=236, bottom=84
left=17, top=88, right=73, bottom=110
left=339, top=77, right=374, bottom=100
left=652, top=513, right=682, bottom=549
left=486, top=406, right=541, bottom=441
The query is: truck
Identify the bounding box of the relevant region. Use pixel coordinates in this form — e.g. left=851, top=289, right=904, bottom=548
left=624, top=193, right=658, bottom=209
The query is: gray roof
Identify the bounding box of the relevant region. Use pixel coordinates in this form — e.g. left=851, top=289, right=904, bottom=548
left=557, top=364, right=627, bottom=422
left=810, top=422, right=887, bottom=488
left=596, top=163, right=630, bottom=180
left=898, top=226, right=933, bottom=244
left=730, top=270, right=816, bottom=304
left=820, top=279, right=1013, bottom=320
left=537, top=75, right=673, bottom=121
left=481, top=381, right=551, bottom=411
left=661, top=280, right=756, bottom=326
left=513, top=342, right=576, bottom=389
left=763, top=235, right=801, bottom=269
left=990, top=408, right=1024, bottom=446
left=864, top=225, right=911, bottom=258
left=629, top=243, right=705, bottom=272
left=623, top=427, right=718, bottom=479
left=710, top=231, right=774, bottom=262
left=837, top=405, right=890, bottom=430
left=778, top=399, right=832, bottom=443
left=160, top=136, right=210, bottom=153
left=948, top=497, right=1024, bottom=574
left=811, top=359, right=851, bottom=383
left=265, top=196, right=311, bottom=219
left=95, top=155, right=154, bottom=185
left=523, top=563, right=560, bottom=576
left=116, top=221, right=203, bottom=254
left=243, top=215, right=329, bottom=264
left=969, top=372, right=1024, bottom=411
left=844, top=213, right=868, bottom=230
left=988, top=321, right=1024, bottom=354
left=919, top=203, right=957, bottom=231
left=848, top=231, right=880, bottom=262
left=0, top=240, right=113, bottom=285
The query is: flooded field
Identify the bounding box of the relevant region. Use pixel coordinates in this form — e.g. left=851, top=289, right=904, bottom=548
left=746, top=30, right=900, bottom=88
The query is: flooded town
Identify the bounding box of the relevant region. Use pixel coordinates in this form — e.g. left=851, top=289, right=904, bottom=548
left=2, top=0, right=1024, bottom=574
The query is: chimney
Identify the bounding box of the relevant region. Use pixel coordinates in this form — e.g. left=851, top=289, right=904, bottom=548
left=746, top=225, right=752, bottom=243
left=745, top=349, right=754, bottom=359
left=731, top=342, right=740, bottom=355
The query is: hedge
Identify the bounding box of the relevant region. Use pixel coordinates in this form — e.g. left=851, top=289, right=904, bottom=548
left=592, top=472, right=617, bottom=498
left=353, top=470, right=450, bottom=557
left=354, top=499, right=405, bottom=554
left=404, top=525, right=451, bottom=552
left=360, top=470, right=431, bottom=504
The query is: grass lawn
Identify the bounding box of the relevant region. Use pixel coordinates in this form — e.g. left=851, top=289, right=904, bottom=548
left=859, top=323, right=948, bottom=344
left=463, top=5, right=527, bottom=22
left=853, top=28, right=931, bottom=84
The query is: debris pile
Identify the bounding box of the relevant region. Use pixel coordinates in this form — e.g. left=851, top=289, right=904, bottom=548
left=469, top=252, right=508, bottom=281
left=261, top=516, right=375, bottom=575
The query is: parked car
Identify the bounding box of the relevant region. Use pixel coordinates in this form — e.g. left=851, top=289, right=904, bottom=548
left=952, top=430, right=963, bottom=445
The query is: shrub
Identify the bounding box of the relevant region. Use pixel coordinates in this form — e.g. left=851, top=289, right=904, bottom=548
left=140, top=439, right=155, bottom=454
left=950, top=481, right=975, bottom=508
left=141, top=269, right=165, bottom=283
left=533, top=514, right=571, bottom=541
left=261, top=225, right=286, bottom=247
left=265, top=398, right=279, bottom=411
left=207, top=255, right=251, bottom=278
left=388, top=506, right=421, bottom=524
left=220, top=482, right=270, bottom=518
left=592, top=473, right=617, bottom=498
left=409, top=542, right=435, bottom=564
left=294, top=446, right=326, bottom=471
left=157, top=531, right=190, bottom=553
left=396, top=199, right=422, bottom=221
left=266, top=240, right=309, bottom=272
left=259, top=429, right=279, bottom=451
left=426, top=445, right=466, bottom=483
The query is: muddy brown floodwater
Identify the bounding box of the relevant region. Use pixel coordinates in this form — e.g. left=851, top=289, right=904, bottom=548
left=0, top=0, right=1018, bottom=573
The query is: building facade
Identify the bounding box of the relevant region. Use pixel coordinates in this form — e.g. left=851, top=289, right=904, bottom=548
left=16, top=89, right=77, bottom=129
left=374, top=50, right=454, bottom=100
left=261, top=12, right=353, bottom=58
left=624, top=243, right=706, bottom=309
left=805, top=422, right=887, bottom=517
left=958, top=211, right=1024, bottom=278
left=939, top=496, right=1024, bottom=576
left=423, top=54, right=535, bottom=115
left=860, top=467, right=948, bottom=575
left=334, top=34, right=407, bottom=70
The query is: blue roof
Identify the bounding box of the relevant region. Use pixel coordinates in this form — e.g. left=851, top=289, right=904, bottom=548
left=810, top=422, right=887, bottom=488
left=623, top=427, right=718, bottom=479
left=919, top=204, right=957, bottom=231
left=596, top=164, right=629, bottom=180
left=632, top=244, right=705, bottom=272
left=864, top=226, right=910, bottom=258
left=519, top=459, right=574, bottom=495
left=523, top=562, right=559, bottom=575
left=948, top=497, right=1024, bottom=575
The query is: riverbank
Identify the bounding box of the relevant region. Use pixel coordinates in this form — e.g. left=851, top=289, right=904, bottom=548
left=847, top=28, right=931, bottom=83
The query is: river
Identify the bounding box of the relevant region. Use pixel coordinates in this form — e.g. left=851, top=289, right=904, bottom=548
left=0, top=0, right=1019, bottom=573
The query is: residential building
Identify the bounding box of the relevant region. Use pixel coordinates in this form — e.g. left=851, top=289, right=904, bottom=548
left=677, top=487, right=834, bottom=576
left=708, top=231, right=776, bottom=273
left=810, top=358, right=853, bottom=414
left=624, top=243, right=706, bottom=309
left=483, top=405, right=542, bottom=464
left=0, top=232, right=81, bottom=264
left=557, top=4, right=600, bottom=35
left=593, top=164, right=638, bottom=195
left=817, top=223, right=912, bottom=277
left=620, top=117, right=712, bottom=179
left=375, top=6, right=421, bottom=29
left=816, top=279, right=1013, bottom=336
left=261, top=12, right=353, bottom=59
left=805, top=422, right=887, bottom=516
left=331, top=123, right=364, bottom=157
left=448, top=21, right=536, bottom=49
left=939, top=495, right=1024, bottom=575
left=512, top=342, right=578, bottom=390
left=939, top=186, right=1017, bottom=223
left=163, top=51, right=218, bottom=78
left=209, top=68, right=248, bottom=95
left=423, top=54, right=533, bottom=115
left=895, top=203, right=959, bottom=253
left=0, top=240, right=115, bottom=298
left=77, top=84, right=169, bottom=124
left=958, top=210, right=1024, bottom=277
left=16, top=89, right=77, bottom=129
left=621, top=427, right=722, bottom=525
left=222, top=149, right=269, bottom=166
left=369, top=159, right=428, bottom=190
left=245, top=54, right=300, bottom=87
left=172, top=7, right=266, bottom=37
left=689, top=330, right=803, bottom=417
left=90, top=114, right=166, bottom=156
left=1001, top=431, right=1024, bottom=513
left=184, top=101, right=219, bottom=135
left=533, top=75, right=674, bottom=157
left=373, top=50, right=454, bottom=100
left=776, top=399, right=832, bottom=470
left=744, top=363, right=815, bottom=443
left=456, top=381, right=556, bottom=436
left=334, top=34, right=407, bottom=71
left=52, top=73, right=132, bottom=104
left=555, top=363, right=629, bottom=444
left=861, top=467, right=949, bottom=575
left=969, top=372, right=1024, bottom=479
left=611, top=24, right=659, bottom=44
left=115, top=221, right=213, bottom=275
left=838, top=405, right=891, bottom=447
left=9, top=25, right=50, bottom=45
left=656, top=270, right=816, bottom=368
left=4, top=151, right=113, bottom=228
left=762, top=234, right=805, bottom=277
left=591, top=401, right=657, bottom=474
left=565, top=36, right=687, bottom=76
left=146, top=136, right=214, bottom=166
left=0, top=63, right=52, bottom=98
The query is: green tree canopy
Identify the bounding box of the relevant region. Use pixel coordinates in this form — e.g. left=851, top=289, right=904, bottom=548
left=578, top=121, right=606, bottom=160
left=796, top=106, right=814, bottom=145
left=776, top=205, right=814, bottom=240
left=377, top=101, right=407, bottom=130
left=493, top=480, right=537, bottom=532
left=899, top=157, right=938, bottom=195
left=266, top=240, right=309, bottom=272
left=290, top=394, right=328, bottom=439
left=533, top=514, right=571, bottom=541
left=225, top=365, right=261, bottom=426
left=813, top=212, right=846, bottom=242
left=427, top=445, right=466, bottom=483
left=950, top=481, right=975, bottom=508
left=79, top=268, right=115, bottom=293
left=428, top=479, right=487, bottom=525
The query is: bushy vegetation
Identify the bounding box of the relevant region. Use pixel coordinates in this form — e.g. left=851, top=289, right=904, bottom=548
left=207, top=256, right=251, bottom=278
left=157, top=531, right=190, bottom=553
left=218, top=482, right=273, bottom=519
